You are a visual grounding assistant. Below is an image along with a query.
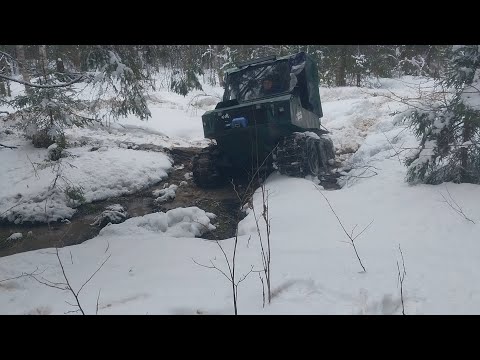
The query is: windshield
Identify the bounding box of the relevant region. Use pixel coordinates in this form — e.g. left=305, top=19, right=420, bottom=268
left=224, top=61, right=291, bottom=102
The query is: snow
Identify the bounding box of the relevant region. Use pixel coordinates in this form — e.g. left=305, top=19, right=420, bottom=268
left=0, top=144, right=172, bottom=223
left=98, top=207, right=216, bottom=239
left=301, top=131, right=320, bottom=140
left=6, top=233, right=23, bottom=242
left=2, top=75, right=480, bottom=315
left=91, top=204, right=127, bottom=227
left=61, top=80, right=220, bottom=150
left=153, top=184, right=178, bottom=204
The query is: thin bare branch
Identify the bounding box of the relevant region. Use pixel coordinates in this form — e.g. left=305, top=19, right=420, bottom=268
left=55, top=247, right=85, bottom=315
left=314, top=184, right=368, bottom=272
left=64, top=309, right=81, bottom=315
left=350, top=224, right=358, bottom=239
left=237, top=265, right=254, bottom=285
left=77, top=254, right=111, bottom=296
left=259, top=273, right=265, bottom=308
left=382, top=131, right=402, bottom=164
left=28, top=274, right=68, bottom=290
left=192, top=257, right=232, bottom=283
left=397, top=244, right=407, bottom=315
left=0, top=267, right=41, bottom=283
left=25, top=154, right=40, bottom=179
left=65, top=300, right=78, bottom=308
left=352, top=219, right=375, bottom=241
left=96, top=289, right=101, bottom=315
left=439, top=186, right=475, bottom=224
left=0, top=143, right=17, bottom=149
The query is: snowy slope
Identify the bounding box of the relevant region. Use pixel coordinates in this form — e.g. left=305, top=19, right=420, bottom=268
left=2, top=76, right=480, bottom=314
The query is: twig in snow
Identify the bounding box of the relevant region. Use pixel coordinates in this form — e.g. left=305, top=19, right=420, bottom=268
left=192, top=218, right=255, bottom=315
left=26, top=154, right=40, bottom=179
left=259, top=273, right=266, bottom=308
left=96, top=289, right=102, bottom=315
left=396, top=244, right=407, bottom=315
left=439, top=185, right=475, bottom=224
left=26, top=223, right=111, bottom=315
left=249, top=181, right=273, bottom=304
left=382, top=131, right=402, bottom=164
left=314, top=184, right=370, bottom=272
left=0, top=267, right=42, bottom=283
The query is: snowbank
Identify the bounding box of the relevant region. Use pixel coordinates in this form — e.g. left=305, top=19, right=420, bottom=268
left=0, top=145, right=173, bottom=223
left=99, top=206, right=216, bottom=238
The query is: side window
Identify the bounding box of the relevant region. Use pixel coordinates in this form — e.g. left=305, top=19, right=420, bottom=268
left=296, top=70, right=312, bottom=111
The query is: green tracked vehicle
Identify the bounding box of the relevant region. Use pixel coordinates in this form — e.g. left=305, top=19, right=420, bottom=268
left=192, top=51, right=335, bottom=187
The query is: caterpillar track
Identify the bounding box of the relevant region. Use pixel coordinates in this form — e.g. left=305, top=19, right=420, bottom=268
left=274, top=132, right=335, bottom=178
left=192, top=145, right=226, bottom=188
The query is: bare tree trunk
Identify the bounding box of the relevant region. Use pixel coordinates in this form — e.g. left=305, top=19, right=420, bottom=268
left=72, top=46, right=82, bottom=71
left=39, top=45, right=48, bottom=80
left=214, top=45, right=224, bottom=87
left=16, top=45, right=32, bottom=94
left=335, top=46, right=347, bottom=87
left=0, top=81, right=6, bottom=96
left=56, top=58, right=65, bottom=73
left=460, top=119, right=473, bottom=182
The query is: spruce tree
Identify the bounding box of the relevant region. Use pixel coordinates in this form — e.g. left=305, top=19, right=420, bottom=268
left=404, top=45, right=480, bottom=184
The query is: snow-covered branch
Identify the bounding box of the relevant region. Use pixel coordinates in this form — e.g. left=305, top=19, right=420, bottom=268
left=0, top=73, right=84, bottom=88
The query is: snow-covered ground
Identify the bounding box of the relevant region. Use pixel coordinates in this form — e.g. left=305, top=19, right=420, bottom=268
left=1, top=76, right=480, bottom=314
left=0, top=79, right=221, bottom=224
left=0, top=141, right=173, bottom=223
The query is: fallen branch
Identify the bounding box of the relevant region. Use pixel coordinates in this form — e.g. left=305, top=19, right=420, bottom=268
left=0, top=143, right=17, bottom=149
left=0, top=73, right=84, bottom=89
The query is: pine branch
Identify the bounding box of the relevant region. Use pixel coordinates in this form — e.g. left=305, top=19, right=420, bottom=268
left=0, top=73, right=84, bottom=89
